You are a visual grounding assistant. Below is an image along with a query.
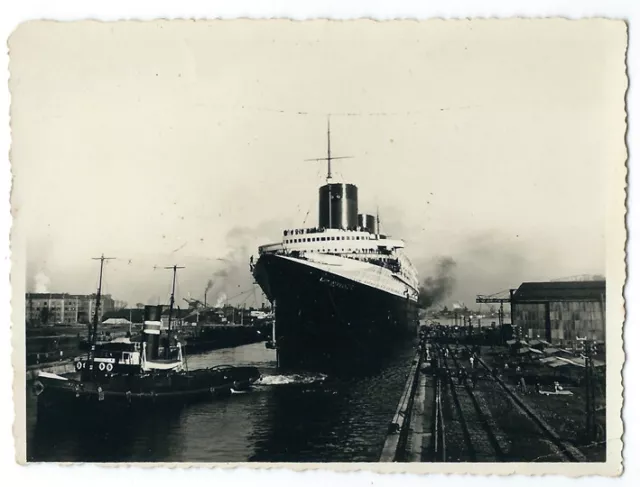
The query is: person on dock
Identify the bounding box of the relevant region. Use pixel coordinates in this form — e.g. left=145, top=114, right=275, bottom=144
left=458, top=368, right=467, bottom=385
left=518, top=377, right=527, bottom=394
left=471, top=371, right=478, bottom=389
left=469, top=355, right=475, bottom=369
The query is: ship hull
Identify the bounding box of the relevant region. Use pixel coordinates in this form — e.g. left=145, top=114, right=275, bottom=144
left=33, top=366, right=261, bottom=420
left=253, top=253, right=419, bottom=370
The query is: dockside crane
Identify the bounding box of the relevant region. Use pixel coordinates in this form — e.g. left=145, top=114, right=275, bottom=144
left=475, top=290, right=514, bottom=329
left=183, top=298, right=204, bottom=309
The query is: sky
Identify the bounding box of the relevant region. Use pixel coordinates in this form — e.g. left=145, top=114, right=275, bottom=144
left=9, top=19, right=625, bottom=309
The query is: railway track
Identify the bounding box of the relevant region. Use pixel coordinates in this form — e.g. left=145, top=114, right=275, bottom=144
left=426, top=345, right=503, bottom=461
left=423, top=343, right=584, bottom=463
left=467, top=345, right=586, bottom=462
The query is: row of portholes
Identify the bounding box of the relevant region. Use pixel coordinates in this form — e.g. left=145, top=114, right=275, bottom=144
left=285, top=235, right=372, bottom=244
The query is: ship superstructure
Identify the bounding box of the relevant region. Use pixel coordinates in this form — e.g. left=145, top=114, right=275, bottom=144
left=252, top=121, right=420, bottom=369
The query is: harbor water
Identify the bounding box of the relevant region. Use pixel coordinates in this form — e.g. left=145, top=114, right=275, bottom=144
left=26, top=340, right=416, bottom=462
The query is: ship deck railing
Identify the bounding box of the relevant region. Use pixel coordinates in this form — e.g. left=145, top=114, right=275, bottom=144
left=282, top=226, right=386, bottom=238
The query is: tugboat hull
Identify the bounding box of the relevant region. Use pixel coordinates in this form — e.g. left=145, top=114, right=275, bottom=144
left=34, top=366, right=261, bottom=417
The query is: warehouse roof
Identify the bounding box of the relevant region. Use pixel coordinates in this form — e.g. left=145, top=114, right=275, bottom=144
left=102, top=318, right=132, bottom=325
left=512, top=281, right=606, bottom=302
left=102, top=309, right=145, bottom=323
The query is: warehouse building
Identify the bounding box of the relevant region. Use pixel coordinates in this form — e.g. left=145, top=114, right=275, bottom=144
left=510, top=280, right=606, bottom=347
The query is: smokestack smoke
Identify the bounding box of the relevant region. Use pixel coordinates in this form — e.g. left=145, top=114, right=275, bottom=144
left=214, top=292, right=227, bottom=308
left=205, top=279, right=214, bottom=293
left=34, top=271, right=51, bottom=293
left=418, top=256, right=457, bottom=309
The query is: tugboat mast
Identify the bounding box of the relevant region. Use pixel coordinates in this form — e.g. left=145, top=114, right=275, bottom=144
left=89, top=254, right=114, bottom=362
left=164, top=265, right=184, bottom=359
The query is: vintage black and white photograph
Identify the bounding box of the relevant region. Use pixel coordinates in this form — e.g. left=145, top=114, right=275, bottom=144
left=10, top=19, right=626, bottom=472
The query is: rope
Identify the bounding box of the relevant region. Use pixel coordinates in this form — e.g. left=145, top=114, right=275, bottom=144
left=301, top=209, right=311, bottom=226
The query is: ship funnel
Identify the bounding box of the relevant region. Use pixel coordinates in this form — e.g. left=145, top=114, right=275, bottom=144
left=358, top=213, right=378, bottom=234
left=143, top=305, right=163, bottom=360
left=319, top=183, right=358, bottom=230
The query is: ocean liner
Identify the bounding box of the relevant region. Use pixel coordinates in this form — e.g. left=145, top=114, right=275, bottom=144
left=252, top=122, right=420, bottom=369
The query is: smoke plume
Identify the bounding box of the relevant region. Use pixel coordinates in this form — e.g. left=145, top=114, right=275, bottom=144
left=214, top=292, right=227, bottom=308
left=205, top=279, right=214, bottom=293
left=181, top=220, right=288, bottom=308
left=417, top=257, right=457, bottom=309
left=34, top=271, right=51, bottom=293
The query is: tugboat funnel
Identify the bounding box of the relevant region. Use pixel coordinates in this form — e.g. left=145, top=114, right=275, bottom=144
left=143, top=305, right=163, bottom=360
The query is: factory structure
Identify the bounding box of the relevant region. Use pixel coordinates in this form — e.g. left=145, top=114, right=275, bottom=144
left=510, top=280, right=606, bottom=347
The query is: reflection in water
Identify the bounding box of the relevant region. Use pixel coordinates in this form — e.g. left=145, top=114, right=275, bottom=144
left=30, top=406, right=183, bottom=462
left=27, top=340, right=415, bottom=462
left=249, top=341, right=416, bottom=462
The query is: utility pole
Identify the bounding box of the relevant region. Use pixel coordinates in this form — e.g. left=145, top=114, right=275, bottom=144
left=515, top=325, right=523, bottom=341
left=583, top=339, right=597, bottom=443
left=164, top=265, right=185, bottom=359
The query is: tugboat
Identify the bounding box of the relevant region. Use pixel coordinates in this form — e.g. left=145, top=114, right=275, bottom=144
left=34, top=257, right=261, bottom=416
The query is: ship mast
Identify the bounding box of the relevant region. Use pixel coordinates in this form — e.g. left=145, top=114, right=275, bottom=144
left=89, top=254, right=114, bottom=362
left=327, top=118, right=333, bottom=228
left=305, top=116, right=352, bottom=229
left=164, top=265, right=184, bottom=359
left=327, top=117, right=333, bottom=181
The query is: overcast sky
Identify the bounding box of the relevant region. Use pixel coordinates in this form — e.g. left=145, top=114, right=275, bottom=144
left=10, top=20, right=625, bottom=309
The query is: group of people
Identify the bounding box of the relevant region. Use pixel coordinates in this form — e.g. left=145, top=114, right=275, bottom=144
left=283, top=225, right=373, bottom=237
left=419, top=338, right=484, bottom=388
left=417, top=331, right=556, bottom=395
left=455, top=366, right=481, bottom=388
